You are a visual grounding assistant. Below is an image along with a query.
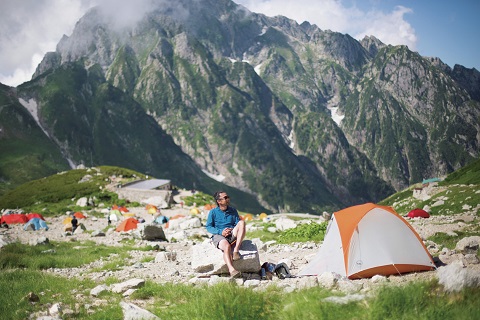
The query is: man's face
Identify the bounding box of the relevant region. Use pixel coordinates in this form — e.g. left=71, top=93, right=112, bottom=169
left=217, top=193, right=230, bottom=204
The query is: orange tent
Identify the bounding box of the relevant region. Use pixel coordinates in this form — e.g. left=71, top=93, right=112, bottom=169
left=298, top=203, right=435, bottom=279
left=241, top=214, right=253, bottom=221
left=74, top=212, right=86, bottom=219
left=204, top=204, right=215, bottom=210
left=119, top=206, right=129, bottom=213
left=116, top=218, right=138, bottom=232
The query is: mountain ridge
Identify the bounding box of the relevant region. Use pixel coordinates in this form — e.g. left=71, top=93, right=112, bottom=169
left=1, top=0, right=479, bottom=213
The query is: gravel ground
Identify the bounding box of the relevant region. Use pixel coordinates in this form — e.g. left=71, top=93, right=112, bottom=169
left=1, top=190, right=479, bottom=290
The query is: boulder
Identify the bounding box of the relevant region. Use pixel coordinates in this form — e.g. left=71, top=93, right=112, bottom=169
left=120, top=301, right=159, bottom=320
left=111, top=279, right=145, bottom=294
left=191, top=239, right=261, bottom=275
left=134, top=224, right=167, bottom=241
left=455, top=236, right=480, bottom=254
left=437, top=261, right=480, bottom=292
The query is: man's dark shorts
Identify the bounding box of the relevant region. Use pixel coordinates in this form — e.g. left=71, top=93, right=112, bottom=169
left=212, top=234, right=236, bottom=249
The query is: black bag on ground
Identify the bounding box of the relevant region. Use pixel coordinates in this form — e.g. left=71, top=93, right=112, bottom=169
left=274, top=262, right=294, bottom=279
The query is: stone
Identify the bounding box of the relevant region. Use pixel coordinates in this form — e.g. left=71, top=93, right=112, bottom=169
left=437, top=261, right=480, bottom=292
left=455, top=236, right=480, bottom=254
left=134, top=224, right=167, bottom=241
left=111, top=279, right=145, bottom=294
left=120, top=301, right=159, bottom=320
left=191, top=239, right=261, bottom=274
left=90, top=285, right=108, bottom=297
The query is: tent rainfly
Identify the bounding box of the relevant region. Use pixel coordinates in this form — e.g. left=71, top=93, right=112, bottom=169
left=298, top=203, right=436, bottom=279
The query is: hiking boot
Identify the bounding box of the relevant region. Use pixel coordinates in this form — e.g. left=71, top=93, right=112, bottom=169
left=233, top=251, right=241, bottom=261
left=230, top=270, right=242, bottom=279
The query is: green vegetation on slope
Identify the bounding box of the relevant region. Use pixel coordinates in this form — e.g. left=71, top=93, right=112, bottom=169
left=0, top=166, right=144, bottom=214
left=379, top=158, right=480, bottom=216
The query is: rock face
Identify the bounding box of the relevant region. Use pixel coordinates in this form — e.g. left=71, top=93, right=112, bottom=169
left=5, top=0, right=479, bottom=213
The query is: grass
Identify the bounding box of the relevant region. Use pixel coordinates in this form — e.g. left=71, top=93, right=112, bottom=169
left=428, top=223, right=480, bottom=251
left=0, top=239, right=479, bottom=319
left=128, top=280, right=480, bottom=320
left=247, top=221, right=327, bottom=244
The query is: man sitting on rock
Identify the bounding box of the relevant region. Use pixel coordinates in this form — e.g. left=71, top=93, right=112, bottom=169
left=206, top=191, right=246, bottom=278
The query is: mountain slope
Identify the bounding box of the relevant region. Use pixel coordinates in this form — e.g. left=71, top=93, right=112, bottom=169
left=1, top=0, right=479, bottom=213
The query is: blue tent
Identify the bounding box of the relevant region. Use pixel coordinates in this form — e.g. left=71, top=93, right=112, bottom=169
left=23, top=218, right=49, bottom=231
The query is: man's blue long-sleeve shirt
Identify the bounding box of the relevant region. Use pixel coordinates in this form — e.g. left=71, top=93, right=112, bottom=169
left=206, top=206, right=240, bottom=235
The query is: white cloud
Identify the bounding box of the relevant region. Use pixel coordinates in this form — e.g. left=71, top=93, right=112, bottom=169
left=236, top=0, right=417, bottom=49
left=0, top=0, right=417, bottom=87
left=0, top=0, right=95, bottom=86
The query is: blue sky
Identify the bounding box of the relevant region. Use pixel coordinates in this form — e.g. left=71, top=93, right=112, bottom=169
left=354, top=0, right=480, bottom=70
left=0, top=0, right=479, bottom=86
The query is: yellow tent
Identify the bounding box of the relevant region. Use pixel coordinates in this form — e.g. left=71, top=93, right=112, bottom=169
left=190, top=208, right=200, bottom=215
left=62, top=217, right=73, bottom=225
left=122, top=212, right=135, bottom=218
left=147, top=207, right=157, bottom=214
left=259, top=213, right=268, bottom=220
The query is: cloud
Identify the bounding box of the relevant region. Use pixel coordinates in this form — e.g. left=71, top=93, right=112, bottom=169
left=236, top=0, right=417, bottom=49
left=0, top=0, right=95, bottom=86
left=0, top=0, right=417, bottom=87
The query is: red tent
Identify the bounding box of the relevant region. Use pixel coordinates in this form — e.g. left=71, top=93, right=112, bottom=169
left=116, top=218, right=138, bottom=232
left=408, top=208, right=430, bottom=218
left=27, top=213, right=45, bottom=221
left=74, top=212, right=86, bottom=219
left=118, top=206, right=129, bottom=213
left=0, top=214, right=28, bottom=224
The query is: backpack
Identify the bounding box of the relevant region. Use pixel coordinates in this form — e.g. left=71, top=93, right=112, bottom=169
left=274, top=262, right=294, bottom=279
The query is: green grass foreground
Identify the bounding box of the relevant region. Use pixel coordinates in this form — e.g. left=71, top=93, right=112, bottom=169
left=1, top=242, right=479, bottom=320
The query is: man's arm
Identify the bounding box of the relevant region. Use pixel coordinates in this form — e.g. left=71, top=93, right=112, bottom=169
left=205, top=210, right=220, bottom=234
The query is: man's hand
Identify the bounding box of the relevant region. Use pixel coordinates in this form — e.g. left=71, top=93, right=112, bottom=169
left=222, top=228, right=233, bottom=237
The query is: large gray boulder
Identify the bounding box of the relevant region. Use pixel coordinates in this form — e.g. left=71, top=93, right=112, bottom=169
left=133, top=224, right=167, bottom=241
left=437, top=261, right=480, bottom=292
left=191, top=239, right=261, bottom=275
left=455, top=236, right=480, bottom=254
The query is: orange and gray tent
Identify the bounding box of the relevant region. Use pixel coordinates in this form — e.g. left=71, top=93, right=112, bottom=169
left=298, top=203, right=436, bottom=279
left=116, top=217, right=138, bottom=232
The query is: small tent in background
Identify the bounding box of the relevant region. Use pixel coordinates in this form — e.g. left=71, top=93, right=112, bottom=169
left=27, top=213, right=45, bottom=221
left=146, top=204, right=158, bottom=214
left=0, top=214, right=28, bottom=224
left=74, top=212, right=86, bottom=219
left=408, top=208, right=430, bottom=218
left=241, top=213, right=253, bottom=221
left=119, top=206, right=129, bottom=213
left=204, top=204, right=215, bottom=211
left=190, top=208, right=200, bottom=215
left=116, top=217, right=138, bottom=232
left=24, top=218, right=49, bottom=231
left=63, top=217, right=73, bottom=225
left=298, top=203, right=436, bottom=279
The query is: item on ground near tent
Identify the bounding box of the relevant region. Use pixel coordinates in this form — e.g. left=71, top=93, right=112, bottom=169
left=407, top=208, right=430, bottom=218
left=274, top=262, right=294, bottom=279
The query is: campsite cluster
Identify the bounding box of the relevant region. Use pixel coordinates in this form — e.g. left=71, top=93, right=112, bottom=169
left=1, top=188, right=480, bottom=318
